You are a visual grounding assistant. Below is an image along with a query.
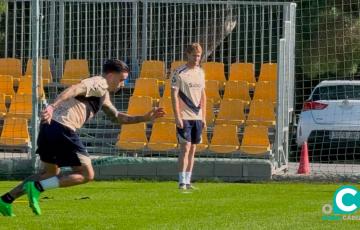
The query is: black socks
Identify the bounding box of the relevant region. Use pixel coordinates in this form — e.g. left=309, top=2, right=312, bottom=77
left=1, top=193, right=15, bottom=204
left=34, top=181, right=44, bottom=192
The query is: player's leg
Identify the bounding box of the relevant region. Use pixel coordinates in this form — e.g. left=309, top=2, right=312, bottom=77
left=59, top=162, right=94, bottom=187
left=0, top=162, right=59, bottom=217
left=178, top=142, right=191, bottom=189
left=24, top=153, right=92, bottom=215
left=177, top=120, right=192, bottom=189
left=185, top=120, right=203, bottom=189
left=185, top=144, right=197, bottom=188
left=10, top=162, right=59, bottom=199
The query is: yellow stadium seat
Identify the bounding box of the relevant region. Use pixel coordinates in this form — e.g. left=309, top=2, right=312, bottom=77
left=0, top=75, right=15, bottom=100
left=116, top=123, right=148, bottom=150
left=139, top=60, right=166, bottom=82
left=229, top=63, right=256, bottom=88
left=162, top=79, right=171, bottom=98
left=0, top=117, right=30, bottom=146
left=209, top=124, right=239, bottom=153
left=170, top=61, right=186, bottom=72
left=25, top=59, right=52, bottom=85
left=148, top=122, right=177, bottom=151
left=127, top=96, right=153, bottom=116
left=17, top=75, right=45, bottom=99
left=223, top=80, right=251, bottom=104
left=253, top=81, right=276, bottom=104
left=258, top=63, right=277, bottom=82
left=0, top=58, right=22, bottom=82
left=206, top=99, right=215, bottom=126
left=215, top=99, right=246, bottom=125
left=196, top=130, right=209, bottom=152
left=61, top=59, right=90, bottom=86
left=246, top=100, right=276, bottom=126
left=0, top=94, right=7, bottom=117
left=205, top=80, right=221, bottom=105
left=156, top=97, right=174, bottom=123
left=240, top=125, right=271, bottom=155
left=7, top=94, right=32, bottom=119
left=202, top=62, right=226, bottom=88
left=133, top=78, right=160, bottom=101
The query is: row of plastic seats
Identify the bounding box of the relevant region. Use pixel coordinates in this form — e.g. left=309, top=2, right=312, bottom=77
left=0, top=58, right=89, bottom=86
left=127, top=96, right=275, bottom=127
left=0, top=117, right=30, bottom=146
left=132, top=78, right=276, bottom=105
left=139, top=60, right=277, bottom=88
left=0, top=75, right=45, bottom=101
left=205, top=80, right=276, bottom=105
left=0, top=94, right=32, bottom=119
left=116, top=122, right=270, bottom=155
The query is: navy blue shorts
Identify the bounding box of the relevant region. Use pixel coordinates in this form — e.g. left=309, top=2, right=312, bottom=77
left=36, top=120, right=89, bottom=167
left=176, top=120, right=203, bottom=144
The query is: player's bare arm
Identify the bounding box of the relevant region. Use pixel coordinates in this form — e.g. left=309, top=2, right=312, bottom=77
left=171, top=87, right=183, bottom=128
left=42, top=83, right=87, bottom=124
left=102, top=93, right=166, bottom=124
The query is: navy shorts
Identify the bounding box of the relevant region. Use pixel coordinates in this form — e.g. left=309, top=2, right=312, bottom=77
left=36, top=120, right=90, bottom=167
left=176, top=120, right=203, bottom=144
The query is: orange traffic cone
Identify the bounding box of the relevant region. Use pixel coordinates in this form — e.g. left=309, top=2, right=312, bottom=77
left=297, top=141, right=310, bottom=174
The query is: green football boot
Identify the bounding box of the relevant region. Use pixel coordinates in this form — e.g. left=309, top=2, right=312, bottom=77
left=24, top=182, right=42, bottom=215
left=0, top=199, right=15, bottom=217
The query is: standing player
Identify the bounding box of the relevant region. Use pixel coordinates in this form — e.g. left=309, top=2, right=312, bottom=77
left=0, top=59, right=165, bottom=216
left=171, top=43, right=206, bottom=190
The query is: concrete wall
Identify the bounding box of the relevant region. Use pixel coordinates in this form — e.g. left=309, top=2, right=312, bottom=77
left=0, top=158, right=274, bottom=181
left=0, top=159, right=33, bottom=179
left=94, top=158, right=273, bottom=181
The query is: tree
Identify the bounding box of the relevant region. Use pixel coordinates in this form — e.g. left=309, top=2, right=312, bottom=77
left=298, top=0, right=360, bottom=78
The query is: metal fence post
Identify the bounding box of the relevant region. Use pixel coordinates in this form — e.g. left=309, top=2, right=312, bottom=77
left=141, top=0, right=148, bottom=62
left=31, top=0, right=40, bottom=171
left=131, top=1, right=138, bottom=80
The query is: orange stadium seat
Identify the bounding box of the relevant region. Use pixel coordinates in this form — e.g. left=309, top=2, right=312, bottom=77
left=240, top=125, right=271, bottom=155
left=148, top=122, right=178, bottom=151
left=61, top=59, right=90, bottom=86
left=209, top=124, right=240, bottom=153
left=0, top=117, right=30, bottom=146
left=229, top=63, right=256, bottom=88
left=25, top=59, right=53, bottom=85
left=139, top=60, right=166, bottom=82
left=202, top=62, right=226, bottom=88
left=116, top=123, right=148, bottom=150
left=258, top=63, right=277, bottom=82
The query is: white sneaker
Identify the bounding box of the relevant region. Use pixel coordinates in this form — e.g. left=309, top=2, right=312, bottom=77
left=186, top=184, right=198, bottom=190
left=178, top=183, right=186, bottom=190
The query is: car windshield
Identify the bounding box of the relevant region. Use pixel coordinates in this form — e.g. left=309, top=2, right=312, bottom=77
left=312, top=85, right=360, bottom=101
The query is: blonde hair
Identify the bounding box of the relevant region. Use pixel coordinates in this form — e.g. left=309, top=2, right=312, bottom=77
left=185, top=43, right=202, bottom=54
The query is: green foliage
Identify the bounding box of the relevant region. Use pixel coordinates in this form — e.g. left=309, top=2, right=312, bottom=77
left=0, top=0, right=6, bottom=15
left=297, top=0, right=360, bottom=78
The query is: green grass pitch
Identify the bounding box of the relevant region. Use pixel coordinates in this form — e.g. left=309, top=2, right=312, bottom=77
left=0, top=181, right=358, bottom=229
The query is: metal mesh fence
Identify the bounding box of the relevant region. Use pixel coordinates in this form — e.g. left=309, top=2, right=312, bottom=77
left=0, top=0, right=299, bottom=178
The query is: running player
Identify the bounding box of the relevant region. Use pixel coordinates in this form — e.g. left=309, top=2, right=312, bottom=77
left=171, top=43, right=206, bottom=190
left=0, top=59, right=165, bottom=216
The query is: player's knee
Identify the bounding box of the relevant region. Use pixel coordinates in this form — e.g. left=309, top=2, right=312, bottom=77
left=85, top=173, right=94, bottom=182
left=181, top=142, right=191, bottom=152
left=82, top=168, right=94, bottom=183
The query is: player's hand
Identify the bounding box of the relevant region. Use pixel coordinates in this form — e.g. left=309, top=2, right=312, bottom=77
left=144, top=107, right=166, bottom=121
left=175, top=117, right=183, bottom=129
left=41, top=105, right=55, bottom=124
left=202, top=120, right=207, bottom=130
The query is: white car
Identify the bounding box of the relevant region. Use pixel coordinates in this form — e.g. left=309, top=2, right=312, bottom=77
left=297, top=80, right=360, bottom=148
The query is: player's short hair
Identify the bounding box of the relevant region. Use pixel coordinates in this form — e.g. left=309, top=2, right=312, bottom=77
left=185, top=43, right=202, bottom=54
left=103, top=59, right=129, bottom=74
